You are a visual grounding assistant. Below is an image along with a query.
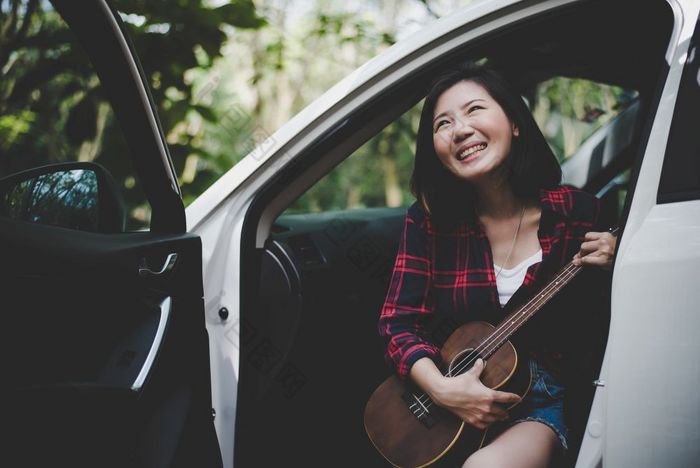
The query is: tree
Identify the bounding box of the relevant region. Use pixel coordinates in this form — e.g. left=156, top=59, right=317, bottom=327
left=0, top=0, right=266, bottom=228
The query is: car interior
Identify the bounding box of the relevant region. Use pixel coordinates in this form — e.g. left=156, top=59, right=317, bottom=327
left=232, top=0, right=674, bottom=466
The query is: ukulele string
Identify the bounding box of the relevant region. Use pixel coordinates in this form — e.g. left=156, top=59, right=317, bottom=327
left=449, top=262, right=579, bottom=377
left=455, top=229, right=617, bottom=378
left=416, top=263, right=580, bottom=409
left=418, top=263, right=579, bottom=409
left=418, top=263, right=578, bottom=409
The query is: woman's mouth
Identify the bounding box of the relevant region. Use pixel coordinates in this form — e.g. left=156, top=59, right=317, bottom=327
left=457, top=143, right=487, bottom=162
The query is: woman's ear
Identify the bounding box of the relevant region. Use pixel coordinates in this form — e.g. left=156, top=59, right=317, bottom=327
left=512, top=125, right=520, bottom=137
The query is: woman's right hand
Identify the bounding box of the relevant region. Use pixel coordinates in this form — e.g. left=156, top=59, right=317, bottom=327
left=428, top=358, right=521, bottom=429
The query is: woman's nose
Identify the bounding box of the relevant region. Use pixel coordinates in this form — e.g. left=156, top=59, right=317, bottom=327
left=452, top=118, right=473, bottom=142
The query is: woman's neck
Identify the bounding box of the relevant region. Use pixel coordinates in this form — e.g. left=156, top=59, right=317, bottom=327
left=473, top=179, right=524, bottom=220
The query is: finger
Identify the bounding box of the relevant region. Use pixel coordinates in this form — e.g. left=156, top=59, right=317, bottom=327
left=470, top=420, right=488, bottom=430
left=491, top=390, right=521, bottom=404
left=579, top=253, right=614, bottom=270
left=597, top=244, right=613, bottom=256
left=579, top=240, right=599, bottom=253
left=469, top=358, right=485, bottom=378
left=463, top=416, right=488, bottom=430
left=584, top=234, right=615, bottom=251
left=579, top=255, right=609, bottom=266
left=485, top=405, right=509, bottom=420
left=585, top=232, right=604, bottom=240
left=583, top=242, right=615, bottom=258
left=577, top=250, right=604, bottom=265
left=479, top=412, right=505, bottom=425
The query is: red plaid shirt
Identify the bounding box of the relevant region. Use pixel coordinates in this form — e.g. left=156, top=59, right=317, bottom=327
left=379, top=186, right=604, bottom=379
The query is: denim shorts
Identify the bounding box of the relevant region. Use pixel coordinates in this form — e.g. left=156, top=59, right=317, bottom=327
left=489, top=357, right=568, bottom=451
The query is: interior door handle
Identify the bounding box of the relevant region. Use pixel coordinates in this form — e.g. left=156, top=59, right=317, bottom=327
left=139, top=253, right=178, bottom=278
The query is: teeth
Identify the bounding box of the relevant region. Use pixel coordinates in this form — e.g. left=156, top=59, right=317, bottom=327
left=458, top=144, right=486, bottom=160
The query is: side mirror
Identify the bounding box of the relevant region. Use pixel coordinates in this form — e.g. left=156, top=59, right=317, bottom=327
left=0, top=162, right=126, bottom=233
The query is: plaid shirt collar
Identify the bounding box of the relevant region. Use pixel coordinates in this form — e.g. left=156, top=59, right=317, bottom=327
left=455, top=188, right=572, bottom=236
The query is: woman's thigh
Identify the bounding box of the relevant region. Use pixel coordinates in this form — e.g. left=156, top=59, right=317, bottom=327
left=461, top=421, right=560, bottom=468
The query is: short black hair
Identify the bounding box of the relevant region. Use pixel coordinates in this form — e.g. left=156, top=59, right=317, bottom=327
left=410, top=62, right=561, bottom=230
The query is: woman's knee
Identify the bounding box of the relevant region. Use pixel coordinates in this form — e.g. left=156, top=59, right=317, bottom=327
left=461, top=447, right=502, bottom=468
left=461, top=421, right=560, bottom=468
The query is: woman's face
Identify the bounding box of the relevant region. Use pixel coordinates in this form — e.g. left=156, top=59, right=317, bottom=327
left=432, top=80, right=519, bottom=183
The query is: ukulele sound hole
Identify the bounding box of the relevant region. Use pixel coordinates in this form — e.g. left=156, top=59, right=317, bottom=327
left=448, top=348, right=482, bottom=377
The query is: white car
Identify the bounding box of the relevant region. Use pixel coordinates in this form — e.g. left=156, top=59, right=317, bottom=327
left=2, top=0, right=698, bottom=467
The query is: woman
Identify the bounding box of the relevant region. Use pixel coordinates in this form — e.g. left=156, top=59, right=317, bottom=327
left=378, top=64, right=616, bottom=467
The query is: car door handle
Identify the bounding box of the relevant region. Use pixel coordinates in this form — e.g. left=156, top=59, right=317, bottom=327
left=139, top=253, right=178, bottom=278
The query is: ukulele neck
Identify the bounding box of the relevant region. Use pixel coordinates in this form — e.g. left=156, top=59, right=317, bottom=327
left=479, top=261, right=584, bottom=361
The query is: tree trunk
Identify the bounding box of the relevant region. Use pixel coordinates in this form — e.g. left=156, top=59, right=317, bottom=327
left=382, top=154, right=402, bottom=207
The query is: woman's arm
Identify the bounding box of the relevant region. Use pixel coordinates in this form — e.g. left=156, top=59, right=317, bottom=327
left=378, top=206, right=441, bottom=378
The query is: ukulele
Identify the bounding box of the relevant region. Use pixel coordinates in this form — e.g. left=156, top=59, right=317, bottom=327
left=363, top=234, right=615, bottom=468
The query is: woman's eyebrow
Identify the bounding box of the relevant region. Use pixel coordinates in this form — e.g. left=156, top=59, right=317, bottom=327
left=433, top=98, right=486, bottom=123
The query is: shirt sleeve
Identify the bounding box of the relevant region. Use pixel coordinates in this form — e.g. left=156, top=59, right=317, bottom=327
left=378, top=205, right=440, bottom=379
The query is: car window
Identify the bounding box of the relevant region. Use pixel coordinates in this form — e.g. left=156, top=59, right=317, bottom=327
left=0, top=0, right=151, bottom=231
left=530, top=77, right=637, bottom=165
left=285, top=108, right=419, bottom=213
left=657, top=13, right=700, bottom=203
left=283, top=75, right=636, bottom=215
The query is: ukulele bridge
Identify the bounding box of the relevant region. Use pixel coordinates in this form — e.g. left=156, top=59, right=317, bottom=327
left=402, top=391, right=437, bottom=428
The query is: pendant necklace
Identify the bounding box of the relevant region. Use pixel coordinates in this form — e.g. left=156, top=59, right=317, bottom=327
left=495, top=205, right=526, bottom=280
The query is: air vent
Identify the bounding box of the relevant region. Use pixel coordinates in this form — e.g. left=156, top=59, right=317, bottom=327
left=287, top=235, right=325, bottom=268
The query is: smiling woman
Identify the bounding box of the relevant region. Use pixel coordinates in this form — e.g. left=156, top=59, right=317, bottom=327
left=199, top=0, right=676, bottom=466
left=372, top=63, right=617, bottom=467
left=433, top=82, right=517, bottom=172
left=410, top=66, right=562, bottom=232
left=432, top=82, right=517, bottom=169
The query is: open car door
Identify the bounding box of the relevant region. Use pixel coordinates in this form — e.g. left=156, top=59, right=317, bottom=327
left=0, top=1, right=221, bottom=467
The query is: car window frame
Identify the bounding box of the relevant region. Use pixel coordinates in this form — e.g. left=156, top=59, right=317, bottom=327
left=50, top=0, right=185, bottom=233
left=657, top=11, right=700, bottom=203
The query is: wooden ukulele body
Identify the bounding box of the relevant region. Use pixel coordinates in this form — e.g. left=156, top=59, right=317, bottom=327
left=364, top=321, right=532, bottom=467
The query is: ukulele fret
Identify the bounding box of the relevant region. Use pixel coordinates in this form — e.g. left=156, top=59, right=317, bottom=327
left=478, top=262, right=583, bottom=360
left=401, top=391, right=437, bottom=429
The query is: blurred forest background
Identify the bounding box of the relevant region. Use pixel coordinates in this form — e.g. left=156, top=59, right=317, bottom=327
left=0, top=0, right=632, bottom=228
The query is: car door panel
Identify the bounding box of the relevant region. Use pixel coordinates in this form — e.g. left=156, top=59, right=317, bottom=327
left=1, top=0, right=221, bottom=465
left=1, top=215, right=219, bottom=467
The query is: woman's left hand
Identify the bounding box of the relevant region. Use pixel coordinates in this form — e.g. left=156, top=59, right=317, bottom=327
left=573, top=231, right=617, bottom=270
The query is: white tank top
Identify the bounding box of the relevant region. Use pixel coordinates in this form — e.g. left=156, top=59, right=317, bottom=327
left=494, top=249, right=543, bottom=307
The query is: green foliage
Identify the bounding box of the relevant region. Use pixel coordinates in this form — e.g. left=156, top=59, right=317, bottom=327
left=115, top=0, right=267, bottom=210
left=0, top=0, right=638, bottom=227
left=0, top=111, right=35, bottom=151
left=286, top=104, right=421, bottom=213
left=0, top=0, right=265, bottom=229
left=532, top=78, right=635, bottom=162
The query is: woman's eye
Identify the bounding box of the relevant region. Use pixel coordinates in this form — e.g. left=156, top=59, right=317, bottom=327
left=468, top=105, right=483, bottom=113
left=435, top=119, right=450, bottom=131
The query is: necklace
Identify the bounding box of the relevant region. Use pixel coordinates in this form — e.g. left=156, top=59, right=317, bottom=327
left=495, top=205, right=526, bottom=280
